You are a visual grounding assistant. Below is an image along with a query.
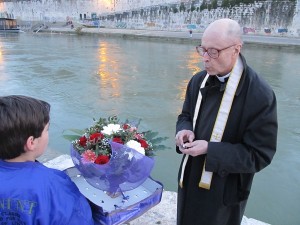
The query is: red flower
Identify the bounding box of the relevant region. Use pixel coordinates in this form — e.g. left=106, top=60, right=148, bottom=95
left=139, top=139, right=149, bottom=149
left=135, top=133, right=144, bottom=140
left=89, top=132, right=104, bottom=143
left=81, top=150, right=97, bottom=162
left=112, top=137, right=123, bottom=144
left=123, top=124, right=129, bottom=130
left=79, top=136, right=87, bottom=147
left=94, top=155, right=110, bottom=164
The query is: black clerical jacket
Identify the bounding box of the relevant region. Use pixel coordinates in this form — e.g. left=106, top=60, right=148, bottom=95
left=176, top=54, right=278, bottom=225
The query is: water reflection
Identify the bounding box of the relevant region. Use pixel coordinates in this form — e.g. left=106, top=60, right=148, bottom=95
left=97, top=42, right=121, bottom=98
left=0, top=42, right=5, bottom=81
left=187, top=49, right=202, bottom=75
left=174, top=50, right=200, bottom=102
left=0, top=44, right=3, bottom=62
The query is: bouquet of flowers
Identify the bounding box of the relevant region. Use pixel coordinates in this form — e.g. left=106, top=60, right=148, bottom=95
left=63, top=115, right=168, bottom=193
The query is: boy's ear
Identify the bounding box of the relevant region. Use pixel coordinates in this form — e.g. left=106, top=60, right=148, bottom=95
left=24, top=136, right=35, bottom=152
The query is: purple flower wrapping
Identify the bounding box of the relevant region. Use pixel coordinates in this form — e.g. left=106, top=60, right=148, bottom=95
left=70, top=141, right=155, bottom=193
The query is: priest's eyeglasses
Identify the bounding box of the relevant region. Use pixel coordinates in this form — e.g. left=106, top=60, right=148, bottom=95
left=196, top=44, right=236, bottom=59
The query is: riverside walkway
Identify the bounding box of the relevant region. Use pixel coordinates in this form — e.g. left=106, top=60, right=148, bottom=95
left=44, top=25, right=300, bottom=49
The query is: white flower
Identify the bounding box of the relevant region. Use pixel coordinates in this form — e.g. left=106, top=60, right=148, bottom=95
left=102, top=124, right=121, bottom=135
left=125, top=140, right=145, bottom=155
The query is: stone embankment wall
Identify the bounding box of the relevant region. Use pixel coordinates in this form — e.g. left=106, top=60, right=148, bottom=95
left=1, top=0, right=299, bottom=36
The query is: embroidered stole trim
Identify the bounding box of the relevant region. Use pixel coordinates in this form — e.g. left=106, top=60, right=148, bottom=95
left=179, top=75, right=209, bottom=188
left=179, top=56, right=243, bottom=190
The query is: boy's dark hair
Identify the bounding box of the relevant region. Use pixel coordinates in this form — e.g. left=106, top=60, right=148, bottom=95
left=0, top=95, right=50, bottom=160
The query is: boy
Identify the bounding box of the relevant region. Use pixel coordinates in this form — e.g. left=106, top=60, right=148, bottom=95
left=0, top=95, right=94, bottom=224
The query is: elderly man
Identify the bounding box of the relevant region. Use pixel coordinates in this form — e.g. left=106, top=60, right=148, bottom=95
left=175, top=18, right=277, bottom=225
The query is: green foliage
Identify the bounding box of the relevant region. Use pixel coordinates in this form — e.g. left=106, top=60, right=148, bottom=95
left=143, top=131, right=170, bottom=156
left=243, top=0, right=255, bottom=4
left=179, top=3, right=186, bottom=12
left=62, top=128, right=84, bottom=141
left=207, top=4, right=212, bottom=11
left=211, top=0, right=218, bottom=9
left=172, top=6, right=178, bottom=13
left=200, top=2, right=206, bottom=11
left=221, top=0, right=269, bottom=8
left=191, top=0, right=196, bottom=11
left=199, top=0, right=218, bottom=11
left=63, top=116, right=169, bottom=157
left=222, top=0, right=230, bottom=7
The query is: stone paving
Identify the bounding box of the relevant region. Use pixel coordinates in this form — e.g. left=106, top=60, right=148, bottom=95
left=127, top=191, right=270, bottom=225
left=44, top=155, right=270, bottom=225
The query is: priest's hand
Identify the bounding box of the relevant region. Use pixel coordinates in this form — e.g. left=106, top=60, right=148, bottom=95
left=175, top=130, right=195, bottom=151
left=179, top=140, right=208, bottom=157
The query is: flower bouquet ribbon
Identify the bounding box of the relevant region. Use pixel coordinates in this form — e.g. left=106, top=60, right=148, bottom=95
left=70, top=141, right=155, bottom=194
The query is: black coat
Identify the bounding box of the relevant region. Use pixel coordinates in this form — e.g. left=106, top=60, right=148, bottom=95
left=176, top=54, right=277, bottom=225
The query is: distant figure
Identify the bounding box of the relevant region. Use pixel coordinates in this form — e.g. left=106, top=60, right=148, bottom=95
left=189, top=29, right=193, bottom=38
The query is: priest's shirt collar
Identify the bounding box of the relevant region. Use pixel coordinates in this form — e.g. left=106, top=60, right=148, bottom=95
left=216, top=73, right=230, bottom=83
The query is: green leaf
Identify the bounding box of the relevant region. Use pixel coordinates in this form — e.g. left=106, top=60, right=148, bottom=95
left=62, top=129, right=85, bottom=141
left=63, top=128, right=85, bottom=135
left=151, top=137, right=169, bottom=143
left=62, top=134, right=81, bottom=141
left=153, top=144, right=171, bottom=151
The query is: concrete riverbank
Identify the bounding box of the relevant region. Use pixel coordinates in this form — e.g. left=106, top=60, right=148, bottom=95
left=44, top=155, right=270, bottom=225
left=35, top=24, right=300, bottom=50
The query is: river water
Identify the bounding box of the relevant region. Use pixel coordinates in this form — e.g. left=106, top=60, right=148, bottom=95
left=0, top=32, right=299, bottom=225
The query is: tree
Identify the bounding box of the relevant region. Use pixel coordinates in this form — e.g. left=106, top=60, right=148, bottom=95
left=172, top=6, right=178, bottom=13
left=222, top=0, right=230, bottom=8
left=200, top=1, right=206, bottom=11
left=211, top=0, right=218, bottom=9
left=179, top=3, right=186, bottom=12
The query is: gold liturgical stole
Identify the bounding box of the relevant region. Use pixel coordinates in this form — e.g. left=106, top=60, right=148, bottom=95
left=179, top=56, right=243, bottom=190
